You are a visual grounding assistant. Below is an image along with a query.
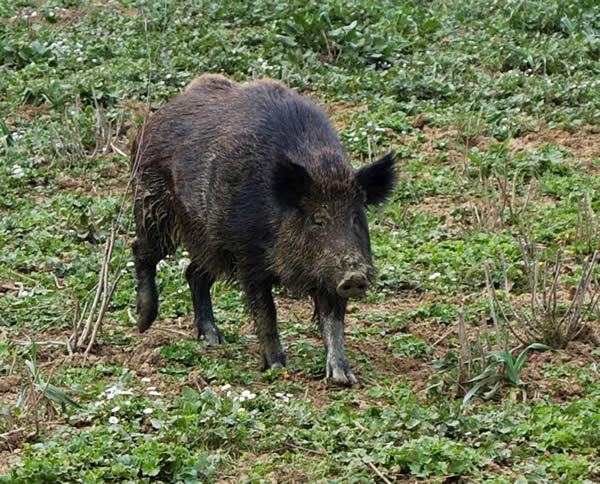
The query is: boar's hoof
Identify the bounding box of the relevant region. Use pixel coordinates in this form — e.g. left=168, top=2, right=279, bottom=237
left=136, top=302, right=158, bottom=334
left=196, top=323, right=225, bottom=345
left=136, top=286, right=158, bottom=333
left=326, top=356, right=357, bottom=386
left=261, top=350, right=287, bottom=371
left=137, top=317, right=153, bottom=333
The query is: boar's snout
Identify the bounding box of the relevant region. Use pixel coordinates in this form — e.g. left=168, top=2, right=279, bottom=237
left=336, top=271, right=368, bottom=298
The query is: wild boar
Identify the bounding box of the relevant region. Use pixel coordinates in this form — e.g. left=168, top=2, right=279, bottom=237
left=131, top=74, right=396, bottom=385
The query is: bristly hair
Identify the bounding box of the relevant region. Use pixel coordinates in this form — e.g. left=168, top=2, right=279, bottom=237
left=356, top=152, right=397, bottom=206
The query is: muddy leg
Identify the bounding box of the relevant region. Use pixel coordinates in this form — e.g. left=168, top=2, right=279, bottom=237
left=132, top=237, right=162, bottom=333
left=246, top=284, right=286, bottom=370
left=185, top=263, right=224, bottom=345
left=313, top=293, right=356, bottom=386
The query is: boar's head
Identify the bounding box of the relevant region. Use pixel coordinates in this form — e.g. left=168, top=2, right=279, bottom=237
left=270, top=151, right=396, bottom=299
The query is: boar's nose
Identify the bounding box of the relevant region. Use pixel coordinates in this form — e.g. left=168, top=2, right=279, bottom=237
left=336, top=272, right=368, bottom=298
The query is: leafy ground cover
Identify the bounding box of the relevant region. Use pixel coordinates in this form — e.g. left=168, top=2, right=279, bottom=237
left=1, top=0, right=600, bottom=481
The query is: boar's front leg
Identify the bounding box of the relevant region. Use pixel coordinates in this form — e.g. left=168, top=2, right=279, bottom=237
left=313, top=294, right=357, bottom=386
left=245, top=283, right=286, bottom=371
left=185, top=263, right=224, bottom=345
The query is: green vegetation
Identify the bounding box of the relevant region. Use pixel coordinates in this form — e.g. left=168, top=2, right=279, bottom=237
left=2, top=0, right=600, bottom=481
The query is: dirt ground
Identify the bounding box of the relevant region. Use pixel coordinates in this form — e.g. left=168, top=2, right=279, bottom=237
left=2, top=291, right=597, bottom=461
left=3, top=120, right=600, bottom=475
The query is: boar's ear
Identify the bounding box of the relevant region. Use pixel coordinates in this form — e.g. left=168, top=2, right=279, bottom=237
left=357, top=152, right=397, bottom=206
left=273, top=158, right=313, bottom=209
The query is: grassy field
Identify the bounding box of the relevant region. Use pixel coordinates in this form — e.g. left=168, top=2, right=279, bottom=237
left=2, top=0, right=600, bottom=482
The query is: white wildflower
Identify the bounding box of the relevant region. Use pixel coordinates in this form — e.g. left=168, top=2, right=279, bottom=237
left=11, top=165, right=24, bottom=178
left=220, top=384, right=231, bottom=392
left=429, top=272, right=441, bottom=280
left=111, top=406, right=120, bottom=413
left=143, top=408, right=153, bottom=414
left=109, top=416, right=119, bottom=424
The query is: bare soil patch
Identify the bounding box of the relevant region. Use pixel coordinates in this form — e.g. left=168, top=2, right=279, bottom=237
left=410, top=124, right=600, bottom=171
left=10, top=103, right=52, bottom=127
left=508, top=125, right=600, bottom=165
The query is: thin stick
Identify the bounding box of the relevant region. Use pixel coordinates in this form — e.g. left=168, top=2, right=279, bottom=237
left=153, top=327, right=190, bottom=338
left=368, top=462, right=392, bottom=484
left=5, top=267, right=37, bottom=284
left=432, top=325, right=455, bottom=347
left=52, top=273, right=65, bottom=290
left=354, top=420, right=368, bottom=432
left=76, top=243, right=109, bottom=348
left=12, top=340, right=67, bottom=346
left=83, top=269, right=122, bottom=361
left=9, top=347, right=18, bottom=376
left=457, top=309, right=467, bottom=392
left=110, top=141, right=126, bottom=157
left=79, top=226, right=117, bottom=351
left=0, top=428, right=25, bottom=441
left=286, top=442, right=327, bottom=456
left=483, top=263, right=501, bottom=341
left=27, top=361, right=40, bottom=438
left=127, top=307, right=137, bottom=325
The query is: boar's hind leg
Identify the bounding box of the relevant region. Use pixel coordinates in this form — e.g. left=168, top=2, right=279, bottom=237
left=132, top=184, right=176, bottom=333
left=185, top=263, right=224, bottom=345
left=246, top=284, right=286, bottom=370
left=132, top=236, right=165, bottom=333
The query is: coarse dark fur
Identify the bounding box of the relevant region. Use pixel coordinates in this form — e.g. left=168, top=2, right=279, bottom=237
left=131, top=74, right=396, bottom=385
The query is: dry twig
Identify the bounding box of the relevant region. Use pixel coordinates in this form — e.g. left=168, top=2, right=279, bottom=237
left=368, top=461, right=392, bottom=484
left=484, top=241, right=600, bottom=348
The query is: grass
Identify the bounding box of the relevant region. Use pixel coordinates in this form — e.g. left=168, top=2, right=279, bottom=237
left=2, top=0, right=600, bottom=481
